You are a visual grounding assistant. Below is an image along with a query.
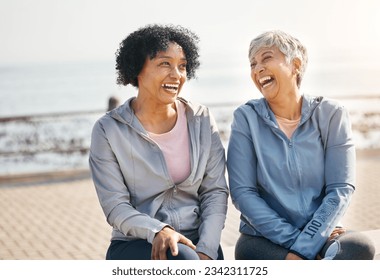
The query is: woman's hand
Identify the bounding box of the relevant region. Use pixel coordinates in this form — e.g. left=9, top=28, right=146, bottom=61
left=286, top=228, right=347, bottom=260
left=285, top=252, right=303, bottom=260
left=197, top=252, right=212, bottom=260
left=328, top=227, right=346, bottom=241
left=315, top=227, right=347, bottom=259
left=151, top=227, right=196, bottom=260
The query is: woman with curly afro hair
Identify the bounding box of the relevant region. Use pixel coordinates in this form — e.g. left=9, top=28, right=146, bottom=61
left=89, top=24, right=228, bottom=260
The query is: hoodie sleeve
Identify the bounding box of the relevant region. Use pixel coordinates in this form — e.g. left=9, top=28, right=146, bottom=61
left=195, top=111, right=229, bottom=260
left=227, top=107, right=301, bottom=248
left=89, top=119, right=168, bottom=244
left=289, top=104, right=356, bottom=259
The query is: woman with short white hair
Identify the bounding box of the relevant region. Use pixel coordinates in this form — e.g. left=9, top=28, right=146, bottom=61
left=227, top=30, right=375, bottom=260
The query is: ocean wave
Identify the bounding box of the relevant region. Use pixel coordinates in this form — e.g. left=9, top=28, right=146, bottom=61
left=1, top=101, right=379, bottom=176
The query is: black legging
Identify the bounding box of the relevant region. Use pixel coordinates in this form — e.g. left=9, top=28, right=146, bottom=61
left=235, top=231, right=375, bottom=260
left=106, top=239, right=224, bottom=260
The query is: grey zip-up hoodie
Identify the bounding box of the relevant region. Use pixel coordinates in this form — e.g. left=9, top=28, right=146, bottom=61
left=89, top=97, right=228, bottom=259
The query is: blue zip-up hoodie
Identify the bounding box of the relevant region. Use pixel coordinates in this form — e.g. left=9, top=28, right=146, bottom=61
left=227, top=94, right=355, bottom=260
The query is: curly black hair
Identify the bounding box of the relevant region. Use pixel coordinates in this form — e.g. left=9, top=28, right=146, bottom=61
left=115, top=24, right=200, bottom=87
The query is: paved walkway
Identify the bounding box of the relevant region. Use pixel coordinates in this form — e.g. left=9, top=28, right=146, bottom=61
left=0, top=150, right=379, bottom=260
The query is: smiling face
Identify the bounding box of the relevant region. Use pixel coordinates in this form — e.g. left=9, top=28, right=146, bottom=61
left=250, top=46, right=299, bottom=102
left=137, top=42, right=187, bottom=105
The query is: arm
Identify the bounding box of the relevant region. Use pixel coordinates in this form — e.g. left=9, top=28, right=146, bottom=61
left=290, top=105, right=356, bottom=259
left=227, top=108, right=300, bottom=248
left=89, top=120, right=168, bottom=243
left=151, top=226, right=196, bottom=260
left=196, top=113, right=229, bottom=260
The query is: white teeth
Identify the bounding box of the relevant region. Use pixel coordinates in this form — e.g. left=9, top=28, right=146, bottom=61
left=258, top=76, right=273, bottom=88
left=162, top=83, right=179, bottom=93
left=259, top=76, right=272, bottom=84
left=162, top=83, right=179, bottom=88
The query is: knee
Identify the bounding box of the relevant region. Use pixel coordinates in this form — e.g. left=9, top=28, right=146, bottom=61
left=167, top=244, right=199, bottom=260
left=235, top=234, right=257, bottom=260
left=346, top=235, right=376, bottom=260
left=335, top=232, right=376, bottom=260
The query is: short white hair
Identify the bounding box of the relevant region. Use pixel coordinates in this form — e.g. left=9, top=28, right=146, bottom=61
left=249, top=30, right=308, bottom=87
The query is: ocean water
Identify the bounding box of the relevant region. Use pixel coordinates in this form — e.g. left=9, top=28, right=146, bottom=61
left=0, top=60, right=379, bottom=175
left=1, top=59, right=379, bottom=117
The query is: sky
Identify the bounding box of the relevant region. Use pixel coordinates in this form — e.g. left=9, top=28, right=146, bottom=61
left=0, top=0, right=380, bottom=106
left=1, top=0, right=379, bottom=66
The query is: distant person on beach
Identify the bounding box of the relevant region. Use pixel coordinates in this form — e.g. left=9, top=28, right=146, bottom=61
left=107, top=96, right=120, bottom=111
left=89, top=24, right=228, bottom=260
left=227, top=30, right=375, bottom=260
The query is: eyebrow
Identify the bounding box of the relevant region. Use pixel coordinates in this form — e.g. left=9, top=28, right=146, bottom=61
left=251, top=49, right=274, bottom=63
left=156, top=55, right=187, bottom=61
left=260, top=50, right=274, bottom=56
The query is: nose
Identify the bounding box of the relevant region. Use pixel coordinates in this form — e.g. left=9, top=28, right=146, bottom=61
left=170, top=66, right=181, bottom=79
left=253, top=63, right=265, bottom=75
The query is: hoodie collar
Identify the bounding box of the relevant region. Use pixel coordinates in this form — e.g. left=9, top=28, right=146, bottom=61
left=299, top=95, right=323, bottom=125
left=107, top=96, right=197, bottom=128
left=107, top=97, right=135, bottom=125
left=246, top=94, right=323, bottom=125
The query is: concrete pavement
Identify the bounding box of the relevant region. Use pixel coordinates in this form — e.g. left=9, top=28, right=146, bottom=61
left=0, top=150, right=379, bottom=260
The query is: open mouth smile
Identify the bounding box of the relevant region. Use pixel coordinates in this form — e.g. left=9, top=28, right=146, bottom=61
left=162, top=83, right=179, bottom=93
left=259, top=76, right=274, bottom=88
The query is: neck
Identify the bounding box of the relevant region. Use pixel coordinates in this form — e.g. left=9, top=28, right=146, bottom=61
left=268, top=90, right=302, bottom=120
left=132, top=96, right=178, bottom=133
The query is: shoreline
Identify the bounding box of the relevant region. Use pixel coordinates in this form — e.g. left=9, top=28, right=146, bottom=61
left=1, top=97, right=379, bottom=176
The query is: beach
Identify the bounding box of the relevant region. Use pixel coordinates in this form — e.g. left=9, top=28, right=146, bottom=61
left=0, top=61, right=379, bottom=260
left=1, top=3, right=380, bottom=277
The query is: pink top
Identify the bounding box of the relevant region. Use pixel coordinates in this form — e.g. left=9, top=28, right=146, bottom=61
left=148, top=100, right=191, bottom=184
left=275, top=115, right=301, bottom=139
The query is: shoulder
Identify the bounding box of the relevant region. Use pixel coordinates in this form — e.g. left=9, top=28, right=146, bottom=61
left=233, top=98, right=266, bottom=119
left=319, top=96, right=345, bottom=110
left=94, top=112, right=116, bottom=128
left=302, top=94, right=344, bottom=111
left=316, top=96, right=350, bottom=117
left=303, top=94, right=349, bottom=118
left=178, top=97, right=210, bottom=117
left=305, top=95, right=352, bottom=132
left=91, top=114, right=115, bottom=141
